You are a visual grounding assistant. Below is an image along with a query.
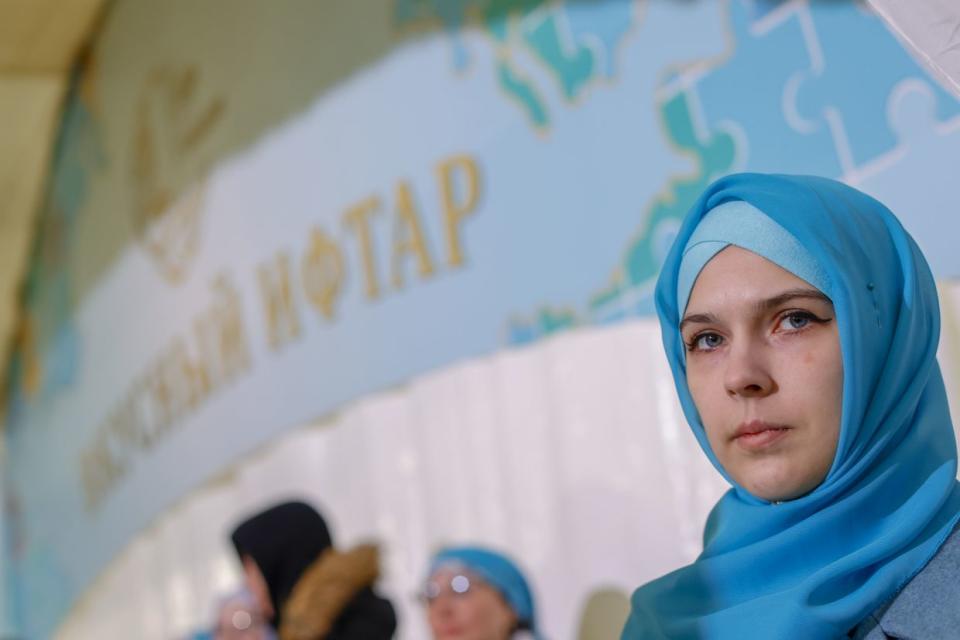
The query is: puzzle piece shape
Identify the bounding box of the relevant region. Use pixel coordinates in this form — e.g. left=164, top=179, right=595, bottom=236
left=497, top=0, right=636, bottom=124
left=696, top=0, right=842, bottom=176
left=623, top=89, right=737, bottom=288
left=495, top=57, right=550, bottom=128
left=854, top=81, right=960, bottom=278
left=791, top=1, right=960, bottom=172
left=588, top=87, right=737, bottom=318
left=394, top=0, right=637, bottom=128
left=521, top=10, right=597, bottom=101
left=562, top=0, right=637, bottom=78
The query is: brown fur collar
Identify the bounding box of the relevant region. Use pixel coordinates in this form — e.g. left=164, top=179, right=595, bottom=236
left=279, top=543, right=381, bottom=640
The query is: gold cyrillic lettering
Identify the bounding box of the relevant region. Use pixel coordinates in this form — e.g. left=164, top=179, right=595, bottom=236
left=146, top=360, right=175, bottom=440
left=258, top=253, right=302, bottom=350
left=170, top=338, right=209, bottom=412
left=302, top=227, right=345, bottom=320
left=342, top=196, right=382, bottom=299
left=392, top=181, right=435, bottom=289
left=210, top=274, right=252, bottom=381
left=437, top=154, right=481, bottom=267
left=80, top=434, right=126, bottom=512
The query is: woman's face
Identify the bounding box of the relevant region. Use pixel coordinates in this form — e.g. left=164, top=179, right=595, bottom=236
left=680, top=246, right=843, bottom=502
left=426, top=568, right=517, bottom=640
left=241, top=556, right=275, bottom=621
left=214, top=597, right=269, bottom=640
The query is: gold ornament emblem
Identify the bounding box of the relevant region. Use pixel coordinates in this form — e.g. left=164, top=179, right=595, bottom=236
left=131, top=66, right=224, bottom=283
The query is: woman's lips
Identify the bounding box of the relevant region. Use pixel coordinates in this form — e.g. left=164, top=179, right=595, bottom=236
left=733, top=420, right=791, bottom=452
left=436, top=624, right=465, bottom=639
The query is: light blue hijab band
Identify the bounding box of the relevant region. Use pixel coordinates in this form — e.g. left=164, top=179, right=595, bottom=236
left=624, top=173, right=960, bottom=639
left=676, top=200, right=832, bottom=313
left=430, top=546, right=544, bottom=639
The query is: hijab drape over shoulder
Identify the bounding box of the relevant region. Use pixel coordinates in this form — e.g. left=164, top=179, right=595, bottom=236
left=624, top=173, right=960, bottom=638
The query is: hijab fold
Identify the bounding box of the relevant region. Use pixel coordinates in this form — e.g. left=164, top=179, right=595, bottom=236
left=624, top=173, right=960, bottom=639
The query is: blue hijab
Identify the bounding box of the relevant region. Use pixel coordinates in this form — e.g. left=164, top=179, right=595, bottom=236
left=623, top=173, right=960, bottom=638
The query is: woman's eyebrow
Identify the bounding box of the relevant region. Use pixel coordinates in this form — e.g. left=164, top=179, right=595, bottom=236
left=756, top=288, right=832, bottom=312
left=679, top=312, right=719, bottom=333
left=679, top=289, right=832, bottom=332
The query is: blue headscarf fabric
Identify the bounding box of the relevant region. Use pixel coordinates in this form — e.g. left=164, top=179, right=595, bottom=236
left=430, top=546, right=543, bottom=638
left=623, top=173, right=960, bottom=639
left=676, top=200, right=831, bottom=314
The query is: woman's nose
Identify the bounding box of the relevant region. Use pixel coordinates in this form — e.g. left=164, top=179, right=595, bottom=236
left=723, top=340, right=775, bottom=398
left=430, top=594, right=456, bottom=618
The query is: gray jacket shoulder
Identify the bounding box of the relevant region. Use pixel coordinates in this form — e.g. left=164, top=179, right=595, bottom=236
left=851, top=523, right=960, bottom=640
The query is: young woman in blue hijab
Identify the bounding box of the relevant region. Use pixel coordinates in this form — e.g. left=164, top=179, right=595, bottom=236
left=623, top=173, right=960, bottom=638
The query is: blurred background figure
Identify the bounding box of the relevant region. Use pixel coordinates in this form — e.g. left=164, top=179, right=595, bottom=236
left=185, top=588, right=275, bottom=640
left=213, top=589, right=276, bottom=640
left=230, top=501, right=395, bottom=640
left=574, top=587, right=630, bottom=640
left=424, top=546, right=543, bottom=640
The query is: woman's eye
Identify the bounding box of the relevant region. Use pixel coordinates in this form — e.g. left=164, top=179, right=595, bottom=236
left=778, top=312, right=812, bottom=331
left=690, top=333, right=723, bottom=351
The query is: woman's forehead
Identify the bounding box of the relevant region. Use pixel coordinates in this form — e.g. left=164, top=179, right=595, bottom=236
left=429, top=564, right=480, bottom=580
left=685, top=247, right=830, bottom=316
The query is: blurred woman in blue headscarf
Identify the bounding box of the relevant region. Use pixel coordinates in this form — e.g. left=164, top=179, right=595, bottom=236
left=623, top=173, right=960, bottom=638
left=423, top=546, right=544, bottom=640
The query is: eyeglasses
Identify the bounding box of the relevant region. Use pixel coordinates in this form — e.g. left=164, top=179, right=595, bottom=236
left=419, top=573, right=483, bottom=603
left=418, top=574, right=533, bottom=633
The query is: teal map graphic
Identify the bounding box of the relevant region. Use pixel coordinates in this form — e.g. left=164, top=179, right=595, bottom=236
left=396, top=0, right=636, bottom=129
left=396, top=0, right=960, bottom=344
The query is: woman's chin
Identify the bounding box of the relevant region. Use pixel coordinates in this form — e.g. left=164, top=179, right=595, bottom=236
left=740, top=474, right=822, bottom=503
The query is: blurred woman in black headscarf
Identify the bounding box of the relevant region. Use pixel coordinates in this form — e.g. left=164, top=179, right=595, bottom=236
left=230, top=500, right=396, bottom=640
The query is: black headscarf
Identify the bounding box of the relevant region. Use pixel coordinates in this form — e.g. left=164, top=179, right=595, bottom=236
left=230, top=500, right=333, bottom=627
